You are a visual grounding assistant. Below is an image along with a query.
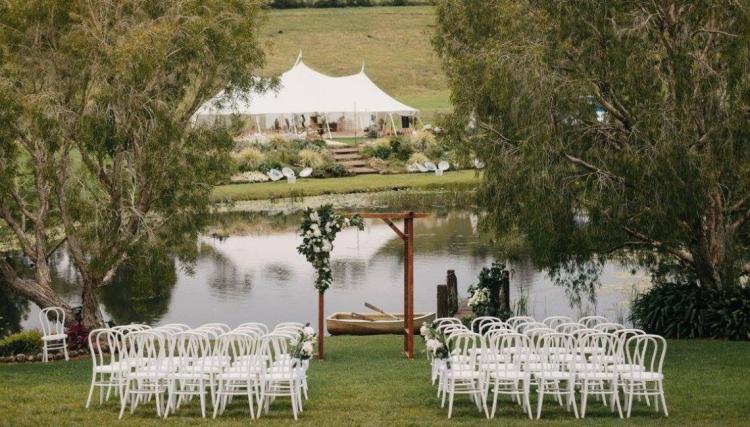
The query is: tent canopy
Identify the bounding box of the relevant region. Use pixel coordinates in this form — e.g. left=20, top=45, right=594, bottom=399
left=194, top=54, right=418, bottom=120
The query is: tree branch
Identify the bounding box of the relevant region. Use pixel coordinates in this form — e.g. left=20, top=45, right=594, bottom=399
left=621, top=225, right=695, bottom=266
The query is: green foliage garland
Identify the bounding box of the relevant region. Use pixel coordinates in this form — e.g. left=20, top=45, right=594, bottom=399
left=297, top=205, right=364, bottom=293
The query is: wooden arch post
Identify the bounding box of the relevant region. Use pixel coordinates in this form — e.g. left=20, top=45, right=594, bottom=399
left=358, top=211, right=427, bottom=359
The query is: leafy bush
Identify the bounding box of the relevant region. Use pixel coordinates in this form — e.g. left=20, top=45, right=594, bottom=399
left=410, top=130, right=436, bottom=151
left=313, top=162, right=350, bottom=178
left=389, top=137, right=413, bottom=161
left=0, top=330, right=42, bottom=356
left=298, top=149, right=328, bottom=168
left=630, top=281, right=750, bottom=340
left=233, top=147, right=266, bottom=172
left=362, top=138, right=392, bottom=160
left=66, top=323, right=91, bottom=351
left=407, top=152, right=430, bottom=165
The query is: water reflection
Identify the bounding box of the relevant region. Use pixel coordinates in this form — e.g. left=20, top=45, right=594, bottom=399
left=16, top=209, right=648, bottom=331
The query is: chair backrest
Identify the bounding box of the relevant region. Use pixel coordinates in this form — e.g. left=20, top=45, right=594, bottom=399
left=506, top=316, right=536, bottom=330
left=537, top=333, right=576, bottom=369
left=175, top=331, right=211, bottom=368
left=433, top=317, right=462, bottom=328
left=578, top=315, right=608, bottom=328
left=88, top=328, right=123, bottom=370
left=543, top=315, right=574, bottom=329
left=625, top=334, right=667, bottom=374
left=581, top=332, right=620, bottom=367
left=470, top=316, right=500, bottom=332
left=216, top=332, right=258, bottom=367
left=448, top=332, right=481, bottom=372
left=442, top=324, right=469, bottom=336
left=123, top=330, right=167, bottom=368
left=556, top=322, right=585, bottom=334
left=275, top=322, right=304, bottom=330
left=516, top=321, right=547, bottom=334
left=480, top=322, right=511, bottom=336
left=593, top=322, right=624, bottom=333
left=39, top=307, right=66, bottom=337
left=237, top=322, right=269, bottom=334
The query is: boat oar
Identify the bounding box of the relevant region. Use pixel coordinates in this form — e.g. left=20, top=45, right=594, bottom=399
left=364, top=302, right=400, bottom=320
left=350, top=312, right=374, bottom=321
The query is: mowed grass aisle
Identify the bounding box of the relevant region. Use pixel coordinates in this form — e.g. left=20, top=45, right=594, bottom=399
left=0, top=336, right=748, bottom=426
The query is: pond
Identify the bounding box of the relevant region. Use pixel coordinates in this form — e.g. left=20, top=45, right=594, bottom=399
left=10, top=196, right=648, bottom=334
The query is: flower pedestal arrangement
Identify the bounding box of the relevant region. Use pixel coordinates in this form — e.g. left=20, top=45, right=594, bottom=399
left=297, top=205, right=364, bottom=360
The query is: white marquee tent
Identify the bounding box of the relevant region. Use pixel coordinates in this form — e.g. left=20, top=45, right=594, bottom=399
left=192, top=53, right=418, bottom=136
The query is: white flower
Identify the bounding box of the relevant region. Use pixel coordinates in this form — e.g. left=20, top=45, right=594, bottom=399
left=420, top=324, right=431, bottom=338
left=302, top=341, right=314, bottom=355
left=321, top=239, right=332, bottom=252
left=313, top=229, right=322, bottom=237
left=425, top=339, right=443, bottom=353
left=303, top=326, right=315, bottom=338
left=313, top=247, right=320, bottom=253
left=343, top=218, right=350, bottom=227
left=310, top=211, right=319, bottom=222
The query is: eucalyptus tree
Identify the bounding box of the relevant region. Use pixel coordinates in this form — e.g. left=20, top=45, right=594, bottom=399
left=0, top=0, right=268, bottom=327
left=433, top=1, right=750, bottom=291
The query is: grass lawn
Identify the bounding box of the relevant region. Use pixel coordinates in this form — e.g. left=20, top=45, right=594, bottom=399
left=0, top=336, right=748, bottom=426
left=262, top=6, right=449, bottom=114
left=212, top=170, right=479, bottom=202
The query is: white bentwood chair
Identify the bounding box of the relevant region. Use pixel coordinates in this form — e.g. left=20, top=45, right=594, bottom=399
left=40, top=307, right=69, bottom=363
left=622, top=334, right=668, bottom=418
left=86, top=328, right=125, bottom=408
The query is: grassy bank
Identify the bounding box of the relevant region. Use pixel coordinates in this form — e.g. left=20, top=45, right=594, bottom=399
left=212, top=170, right=479, bottom=202
left=263, top=6, right=448, bottom=114
left=0, top=336, right=748, bottom=426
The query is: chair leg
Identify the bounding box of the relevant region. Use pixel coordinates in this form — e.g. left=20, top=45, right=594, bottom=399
left=659, top=381, right=668, bottom=416
left=86, top=373, right=96, bottom=409
left=490, top=382, right=499, bottom=418
left=63, top=339, right=69, bottom=361
left=536, top=381, right=545, bottom=419
left=626, top=381, right=634, bottom=418
left=447, top=381, right=455, bottom=419
left=568, top=380, right=579, bottom=418
left=580, top=380, right=588, bottom=418
left=524, top=382, right=533, bottom=419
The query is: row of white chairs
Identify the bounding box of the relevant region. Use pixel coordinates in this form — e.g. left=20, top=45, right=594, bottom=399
left=428, top=316, right=667, bottom=419
left=86, top=322, right=311, bottom=420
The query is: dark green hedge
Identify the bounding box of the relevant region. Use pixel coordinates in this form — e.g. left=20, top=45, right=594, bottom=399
left=630, top=281, right=750, bottom=340
left=0, top=330, right=43, bottom=356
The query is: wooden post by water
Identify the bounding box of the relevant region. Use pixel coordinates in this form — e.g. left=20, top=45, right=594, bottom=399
left=501, top=270, right=510, bottom=312
left=436, top=284, right=449, bottom=318
left=447, top=270, right=458, bottom=315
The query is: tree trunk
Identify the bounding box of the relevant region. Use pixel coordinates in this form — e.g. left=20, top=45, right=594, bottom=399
left=2, top=276, right=74, bottom=325
left=80, top=281, right=104, bottom=329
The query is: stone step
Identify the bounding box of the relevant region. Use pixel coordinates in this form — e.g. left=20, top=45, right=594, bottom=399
left=339, top=160, right=368, bottom=167
left=329, top=147, right=361, bottom=153
left=332, top=153, right=364, bottom=160
left=349, top=167, right=379, bottom=175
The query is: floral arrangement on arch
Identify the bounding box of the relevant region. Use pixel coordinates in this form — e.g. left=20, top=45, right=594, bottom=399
left=419, top=321, right=451, bottom=360
left=297, top=205, right=365, bottom=293
left=291, top=324, right=317, bottom=361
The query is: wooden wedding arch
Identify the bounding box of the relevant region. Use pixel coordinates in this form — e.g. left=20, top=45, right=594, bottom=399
left=317, top=211, right=427, bottom=360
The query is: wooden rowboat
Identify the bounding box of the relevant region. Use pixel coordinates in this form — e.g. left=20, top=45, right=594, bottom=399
left=326, top=312, right=436, bottom=336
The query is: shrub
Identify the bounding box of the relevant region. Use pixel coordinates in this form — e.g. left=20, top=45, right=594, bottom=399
left=389, top=137, right=413, bottom=161
left=267, top=135, right=289, bottom=149
left=313, top=162, right=350, bottom=178
left=407, top=152, right=430, bottom=165
left=66, top=323, right=91, bottom=351
left=466, top=262, right=512, bottom=321
left=410, top=130, right=436, bottom=151
left=0, top=330, right=42, bottom=356
left=298, top=149, right=328, bottom=168
left=630, top=281, right=750, bottom=340
left=233, top=147, right=266, bottom=171
left=362, top=138, right=391, bottom=160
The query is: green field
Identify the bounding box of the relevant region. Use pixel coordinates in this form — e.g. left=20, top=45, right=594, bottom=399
left=212, top=170, right=479, bottom=202
left=0, top=336, right=748, bottom=426
left=262, top=6, right=448, bottom=115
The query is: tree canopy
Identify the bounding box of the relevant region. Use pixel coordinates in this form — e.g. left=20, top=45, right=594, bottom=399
left=0, top=0, right=268, bottom=326
left=434, top=0, right=750, bottom=292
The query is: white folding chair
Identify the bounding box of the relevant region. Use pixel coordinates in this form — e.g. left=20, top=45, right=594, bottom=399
left=622, top=334, right=668, bottom=418
left=484, top=333, right=533, bottom=419
left=86, top=328, right=126, bottom=408
left=40, top=307, right=69, bottom=363
left=259, top=334, right=303, bottom=420
left=213, top=332, right=263, bottom=419
left=529, top=333, right=579, bottom=419
left=440, top=332, right=487, bottom=419
left=576, top=333, right=623, bottom=418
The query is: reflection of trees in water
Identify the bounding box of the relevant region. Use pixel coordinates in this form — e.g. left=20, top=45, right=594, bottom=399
left=330, top=258, right=367, bottom=290
left=206, top=211, right=304, bottom=238
left=100, top=254, right=177, bottom=325
left=263, top=263, right=293, bottom=282
left=0, top=279, right=29, bottom=337
left=199, top=243, right=254, bottom=296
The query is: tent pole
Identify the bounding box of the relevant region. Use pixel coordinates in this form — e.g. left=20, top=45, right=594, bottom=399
left=389, top=113, right=397, bottom=136
left=325, top=115, right=332, bottom=139
left=255, top=115, right=263, bottom=135
left=354, top=103, right=358, bottom=145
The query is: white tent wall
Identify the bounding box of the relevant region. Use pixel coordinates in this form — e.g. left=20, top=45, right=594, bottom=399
left=193, top=57, right=418, bottom=137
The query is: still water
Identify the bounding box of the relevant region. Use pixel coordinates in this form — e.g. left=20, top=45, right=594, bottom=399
left=16, top=209, right=647, bottom=332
